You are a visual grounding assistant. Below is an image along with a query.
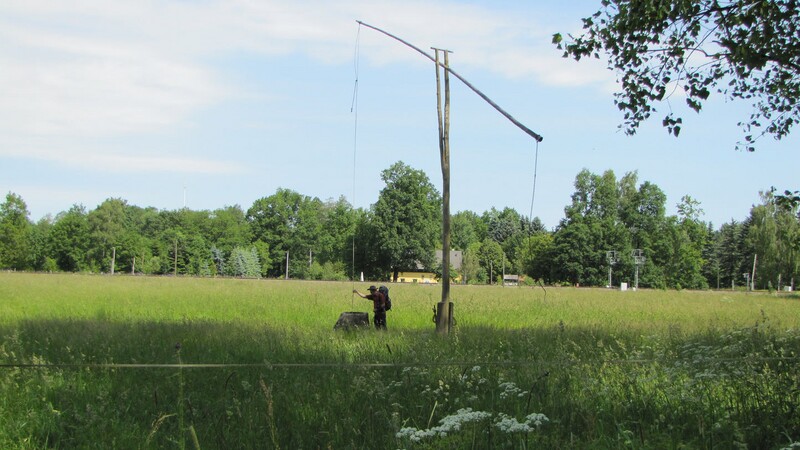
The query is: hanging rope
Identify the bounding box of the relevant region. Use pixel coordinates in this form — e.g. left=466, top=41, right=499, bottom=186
left=528, top=139, right=540, bottom=227
left=350, top=23, right=362, bottom=308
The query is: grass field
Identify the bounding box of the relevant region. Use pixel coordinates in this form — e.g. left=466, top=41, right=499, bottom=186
left=1, top=272, right=799, bottom=449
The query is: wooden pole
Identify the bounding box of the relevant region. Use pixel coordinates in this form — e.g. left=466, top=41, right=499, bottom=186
left=434, top=48, right=453, bottom=334
left=356, top=20, right=544, bottom=332
left=111, top=247, right=116, bottom=275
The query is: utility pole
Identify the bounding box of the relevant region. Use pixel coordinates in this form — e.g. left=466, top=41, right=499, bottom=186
left=433, top=47, right=452, bottom=334
left=606, top=250, right=618, bottom=288
left=632, top=249, right=645, bottom=290
left=173, top=239, right=178, bottom=276
left=110, top=247, right=116, bottom=275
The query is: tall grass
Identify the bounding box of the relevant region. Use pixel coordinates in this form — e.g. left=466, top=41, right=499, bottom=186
left=1, top=272, right=799, bottom=448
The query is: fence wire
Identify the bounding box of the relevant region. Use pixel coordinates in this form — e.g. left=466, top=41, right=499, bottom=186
left=2, top=356, right=798, bottom=371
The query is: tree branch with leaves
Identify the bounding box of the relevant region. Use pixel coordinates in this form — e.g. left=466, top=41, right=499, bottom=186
left=553, top=0, right=800, bottom=151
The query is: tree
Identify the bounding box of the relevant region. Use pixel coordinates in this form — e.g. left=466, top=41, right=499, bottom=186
left=316, top=196, right=358, bottom=265
left=716, top=219, right=747, bottom=288
left=247, top=188, right=324, bottom=277
left=660, top=196, right=709, bottom=289
left=87, top=198, right=129, bottom=272
left=461, top=242, right=486, bottom=284
left=372, top=161, right=441, bottom=281
left=208, top=205, right=252, bottom=254
left=476, top=239, right=509, bottom=284
left=352, top=209, right=384, bottom=281
left=29, top=216, right=53, bottom=271
left=482, top=207, right=533, bottom=272
left=746, top=191, right=800, bottom=289
left=49, top=205, right=90, bottom=272
left=228, top=246, right=261, bottom=278
left=554, top=0, right=800, bottom=151
left=553, top=169, right=629, bottom=286
left=518, top=232, right=555, bottom=283
left=0, top=192, right=32, bottom=270
left=451, top=210, right=486, bottom=251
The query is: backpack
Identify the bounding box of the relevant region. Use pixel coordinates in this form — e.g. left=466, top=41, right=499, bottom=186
left=378, top=285, right=392, bottom=311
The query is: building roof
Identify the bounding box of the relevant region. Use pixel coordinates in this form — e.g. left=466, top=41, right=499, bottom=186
left=407, top=250, right=464, bottom=272
left=436, top=250, right=463, bottom=270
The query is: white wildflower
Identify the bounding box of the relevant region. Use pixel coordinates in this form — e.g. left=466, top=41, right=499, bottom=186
left=395, top=408, right=492, bottom=442
left=494, top=412, right=549, bottom=434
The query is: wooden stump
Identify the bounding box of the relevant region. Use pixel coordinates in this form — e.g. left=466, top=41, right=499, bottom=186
left=333, top=312, right=370, bottom=330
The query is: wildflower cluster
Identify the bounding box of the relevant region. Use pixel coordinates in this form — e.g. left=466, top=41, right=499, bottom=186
left=494, top=412, right=549, bottom=433
left=394, top=366, right=549, bottom=447
left=396, top=408, right=492, bottom=443
left=498, top=380, right=528, bottom=399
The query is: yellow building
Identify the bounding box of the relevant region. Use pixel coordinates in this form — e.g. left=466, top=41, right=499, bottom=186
left=397, top=250, right=463, bottom=284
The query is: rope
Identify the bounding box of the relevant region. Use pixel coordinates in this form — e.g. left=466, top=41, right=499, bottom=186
left=528, top=139, right=540, bottom=227
left=350, top=23, right=362, bottom=308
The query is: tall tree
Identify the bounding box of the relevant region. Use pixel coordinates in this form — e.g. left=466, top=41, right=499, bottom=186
left=247, top=188, right=326, bottom=278
left=316, top=196, right=357, bottom=265
left=663, top=195, right=709, bottom=289
left=717, top=219, right=747, bottom=288
left=476, top=238, right=509, bottom=284
left=208, top=205, right=252, bottom=255
left=555, top=0, right=800, bottom=151
left=49, top=205, right=90, bottom=272
left=553, top=169, right=629, bottom=286
left=746, top=191, right=800, bottom=289
left=451, top=210, right=486, bottom=251
left=0, top=192, right=32, bottom=270
left=518, top=232, right=555, bottom=283
left=87, top=198, right=129, bottom=272
left=29, top=216, right=54, bottom=271
left=372, top=161, right=441, bottom=281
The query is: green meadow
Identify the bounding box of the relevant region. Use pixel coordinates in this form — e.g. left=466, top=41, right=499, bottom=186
left=1, top=272, right=799, bottom=449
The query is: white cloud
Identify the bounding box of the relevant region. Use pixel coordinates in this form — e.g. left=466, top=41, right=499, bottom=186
left=0, top=0, right=612, bottom=173
left=1, top=144, right=246, bottom=175
left=0, top=23, right=224, bottom=137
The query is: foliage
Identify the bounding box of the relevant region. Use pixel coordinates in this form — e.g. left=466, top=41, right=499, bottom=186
left=554, top=0, right=800, bottom=151
left=227, top=246, right=261, bottom=278
left=372, top=161, right=442, bottom=281
left=450, top=210, right=486, bottom=251
left=3, top=161, right=799, bottom=289
left=0, top=192, right=32, bottom=270
left=549, top=170, right=718, bottom=289
left=746, top=190, right=800, bottom=289
left=518, top=232, right=555, bottom=283
left=48, top=204, right=90, bottom=272
left=461, top=242, right=486, bottom=285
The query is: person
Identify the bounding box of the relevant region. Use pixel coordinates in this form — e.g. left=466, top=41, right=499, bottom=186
left=353, top=285, right=387, bottom=330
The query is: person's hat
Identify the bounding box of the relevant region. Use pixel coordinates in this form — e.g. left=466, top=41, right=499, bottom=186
left=368, top=285, right=377, bottom=291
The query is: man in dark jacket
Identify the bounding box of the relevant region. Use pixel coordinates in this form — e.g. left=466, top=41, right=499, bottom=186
left=353, top=285, right=387, bottom=330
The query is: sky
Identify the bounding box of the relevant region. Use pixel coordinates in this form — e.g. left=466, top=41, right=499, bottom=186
left=1, top=0, right=798, bottom=231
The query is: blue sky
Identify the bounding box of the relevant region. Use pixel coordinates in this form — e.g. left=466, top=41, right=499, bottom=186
left=1, top=0, right=797, bottom=230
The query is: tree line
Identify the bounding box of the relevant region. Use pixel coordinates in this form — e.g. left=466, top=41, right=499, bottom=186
left=1, top=161, right=798, bottom=290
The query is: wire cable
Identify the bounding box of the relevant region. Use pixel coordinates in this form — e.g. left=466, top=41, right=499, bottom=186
left=3, top=355, right=797, bottom=371
left=350, top=23, right=362, bottom=308
left=528, top=140, right=540, bottom=228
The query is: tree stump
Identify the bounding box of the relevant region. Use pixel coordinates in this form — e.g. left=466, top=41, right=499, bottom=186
left=333, top=312, right=370, bottom=330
